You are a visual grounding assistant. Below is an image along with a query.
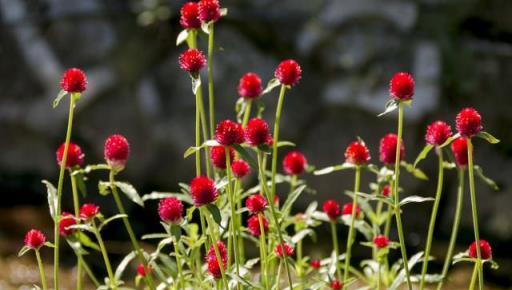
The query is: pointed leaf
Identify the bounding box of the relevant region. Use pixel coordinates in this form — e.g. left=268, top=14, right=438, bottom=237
left=378, top=99, right=398, bottom=117
left=262, top=78, right=280, bottom=95
left=191, top=75, right=201, bottom=94
left=314, top=163, right=355, bottom=175
left=201, top=22, right=210, bottom=34
left=115, top=182, right=144, bottom=207
left=277, top=141, right=295, bottom=148
left=399, top=195, right=434, bottom=206
left=232, top=144, right=257, bottom=170
left=402, top=161, right=428, bottom=180
left=52, top=90, right=68, bottom=108
left=76, top=232, right=100, bottom=251
left=413, top=144, right=434, bottom=168
left=282, top=185, right=307, bottom=216
left=473, top=165, right=499, bottom=190
left=114, top=251, right=136, bottom=280
left=42, top=180, right=57, bottom=219
left=184, top=146, right=202, bottom=159
left=206, top=204, right=222, bottom=226
left=439, top=133, right=460, bottom=148
left=18, top=246, right=31, bottom=257
left=99, top=214, right=128, bottom=231
left=176, top=29, right=189, bottom=46
left=477, top=131, right=500, bottom=144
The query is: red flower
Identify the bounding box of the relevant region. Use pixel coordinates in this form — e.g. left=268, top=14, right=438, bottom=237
left=198, top=0, right=221, bottom=23
left=382, top=185, right=391, bottom=197
left=190, top=176, right=217, bottom=207
left=342, top=203, right=361, bottom=218
left=207, top=241, right=228, bottom=261
left=179, top=49, right=206, bottom=74
left=80, top=204, right=100, bottom=220
left=323, top=200, right=341, bottom=221
left=310, top=259, right=321, bottom=270
left=469, top=240, right=492, bottom=260
left=180, top=2, right=201, bottom=29
left=231, top=160, right=250, bottom=179
left=245, top=118, right=271, bottom=146
left=425, top=121, right=452, bottom=146
left=283, top=151, right=307, bottom=176
left=24, top=229, right=46, bottom=250
left=451, top=137, right=468, bottom=167
left=60, top=68, right=87, bottom=93
left=158, top=197, right=184, bottom=224
left=275, top=59, right=302, bottom=86
left=275, top=243, right=294, bottom=258
left=344, top=141, right=371, bottom=166
left=456, top=108, right=482, bottom=138
left=215, top=120, right=245, bottom=146
left=104, top=134, right=130, bottom=171
left=210, top=146, right=235, bottom=170
left=274, top=195, right=280, bottom=207
left=330, top=280, right=343, bottom=290
left=59, top=212, right=77, bottom=236
left=389, top=72, right=414, bottom=101
left=245, top=194, right=267, bottom=214
left=247, top=215, right=268, bottom=237
left=379, top=133, right=404, bottom=165
left=238, top=73, right=263, bottom=99
left=137, top=264, right=152, bottom=277
left=373, top=235, right=390, bottom=249
left=206, top=241, right=228, bottom=279
left=56, top=142, right=85, bottom=168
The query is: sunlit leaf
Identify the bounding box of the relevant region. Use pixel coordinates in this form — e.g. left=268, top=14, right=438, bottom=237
left=52, top=90, right=68, bottom=108
left=176, top=29, right=189, bottom=46
left=262, top=78, right=280, bottom=95
left=313, top=163, right=355, bottom=175
left=42, top=180, right=57, bottom=219
left=473, top=165, right=499, bottom=191
left=477, top=131, right=500, bottom=144
left=378, top=99, right=398, bottom=117
left=399, top=195, right=434, bottom=206
left=114, top=251, right=136, bottom=280
left=413, top=144, right=434, bottom=168
left=115, top=181, right=144, bottom=207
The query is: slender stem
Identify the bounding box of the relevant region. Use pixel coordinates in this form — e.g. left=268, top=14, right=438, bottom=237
left=207, top=23, right=216, bottom=138
left=469, top=262, right=479, bottom=290
left=203, top=208, right=229, bottom=290
left=79, top=254, right=100, bottom=287
left=393, top=102, right=412, bottom=290
left=174, top=240, right=184, bottom=290
left=297, top=238, right=303, bottom=290
left=276, top=260, right=283, bottom=289
left=200, top=210, right=210, bottom=251
left=420, top=149, right=445, bottom=289
left=92, top=220, right=117, bottom=290
left=343, top=166, right=361, bottom=284
left=437, top=169, right=465, bottom=290
left=242, top=100, right=253, bottom=127
left=195, top=83, right=202, bottom=177
left=225, top=147, right=241, bottom=287
left=235, top=181, right=245, bottom=264
left=270, top=85, right=287, bottom=202
left=330, top=221, right=341, bottom=281
left=70, top=173, right=83, bottom=290
left=377, top=256, right=382, bottom=290
left=467, top=139, right=483, bottom=290
left=35, top=250, right=48, bottom=290
left=258, top=213, right=269, bottom=290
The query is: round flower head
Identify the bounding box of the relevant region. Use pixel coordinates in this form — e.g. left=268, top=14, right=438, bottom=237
left=373, top=235, right=390, bottom=249
left=283, top=151, right=307, bottom=176
left=198, top=0, right=221, bottom=23
left=179, top=49, right=206, bottom=74
left=215, top=120, right=245, bottom=146
left=210, top=146, right=235, bottom=170
left=80, top=204, right=100, bottom=220
left=469, top=240, right=492, bottom=260
left=206, top=241, right=228, bottom=279
left=425, top=121, right=452, bottom=146
left=344, top=141, right=371, bottom=166
left=382, top=185, right=391, bottom=197
left=342, top=203, right=361, bottom=218
left=61, top=68, right=87, bottom=93
left=190, top=176, right=217, bottom=207
left=310, top=259, right=321, bottom=270
left=275, top=243, right=294, bottom=258
left=323, top=200, right=341, bottom=221
left=245, top=118, right=271, bottom=146
left=379, top=133, right=405, bottom=165
left=137, top=264, right=151, bottom=277
left=245, top=194, right=267, bottom=214
left=330, top=280, right=343, bottom=290
left=158, top=197, right=184, bottom=224
left=275, top=59, right=302, bottom=86
left=231, top=160, right=250, bottom=179
left=389, top=72, right=414, bottom=101
left=247, top=215, right=268, bottom=237
left=59, top=212, right=77, bottom=236
left=451, top=137, right=468, bottom=167
left=24, top=229, right=46, bottom=250
left=456, top=108, right=482, bottom=137
left=56, top=142, right=85, bottom=168
left=238, top=73, right=263, bottom=99
left=180, top=2, right=201, bottom=29
left=207, top=241, right=228, bottom=261
left=104, top=134, right=130, bottom=172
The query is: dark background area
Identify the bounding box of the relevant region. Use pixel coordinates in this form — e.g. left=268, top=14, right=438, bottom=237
left=0, top=0, right=511, bottom=288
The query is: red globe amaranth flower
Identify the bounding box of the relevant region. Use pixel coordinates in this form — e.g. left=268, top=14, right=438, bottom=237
left=469, top=240, right=492, bottom=260
left=60, top=68, right=87, bottom=93
left=215, top=120, right=245, bottom=146
left=206, top=241, right=228, bottom=279
left=80, top=204, right=100, bottom=220
left=24, top=229, right=46, bottom=250
left=344, top=141, right=371, bottom=165
left=275, top=59, right=302, bottom=86
left=342, top=203, right=361, bottom=218
left=158, top=197, right=184, bottom=224
left=245, top=118, right=271, bottom=146
left=283, top=151, right=307, bottom=175
left=59, top=212, right=76, bottom=236
left=275, top=243, right=294, bottom=258
left=56, top=142, right=85, bottom=168
left=373, top=235, right=390, bottom=249
left=310, top=259, right=321, bottom=270
left=456, top=108, right=483, bottom=137
left=379, top=133, right=405, bottom=165
left=231, top=160, right=250, bottom=179
left=245, top=194, right=267, bottom=214
left=274, top=196, right=280, bottom=207
left=210, top=146, right=235, bottom=170
left=179, top=2, right=201, bottom=30
left=330, top=280, right=343, bottom=290
left=137, top=264, right=152, bottom=277
left=207, top=241, right=228, bottom=261
left=323, top=200, right=341, bottom=221
left=104, top=134, right=130, bottom=171
left=425, top=121, right=452, bottom=146
left=198, top=0, right=221, bottom=23
left=451, top=137, right=468, bottom=167
left=179, top=49, right=206, bottom=74
left=247, top=215, right=268, bottom=237
left=238, top=73, right=263, bottom=99
left=389, top=72, right=414, bottom=101
left=190, top=176, right=217, bottom=207
left=382, top=185, right=391, bottom=197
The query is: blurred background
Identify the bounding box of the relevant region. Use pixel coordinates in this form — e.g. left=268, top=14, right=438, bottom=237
left=0, top=0, right=511, bottom=288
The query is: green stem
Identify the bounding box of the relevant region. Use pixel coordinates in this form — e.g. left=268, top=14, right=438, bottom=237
left=92, top=220, right=117, bottom=290
left=203, top=208, right=229, bottom=290
left=79, top=255, right=100, bottom=287
left=420, top=149, right=445, bottom=290
left=235, top=181, right=245, bottom=264
left=70, top=173, right=83, bottom=290
left=258, top=213, right=269, bottom=290
left=242, top=100, right=253, bottom=127
left=174, top=240, right=184, bottom=290
left=377, top=256, right=382, bottom=290
left=469, top=262, right=479, bottom=290
left=195, top=84, right=202, bottom=177
left=225, top=147, right=241, bottom=288
left=207, top=23, right=216, bottom=138
left=467, top=139, right=483, bottom=290
left=343, top=166, right=361, bottom=284
left=437, top=169, right=465, bottom=290
left=330, top=221, right=342, bottom=281
left=297, top=238, right=303, bottom=290
left=35, top=250, right=48, bottom=290
left=270, top=85, right=287, bottom=202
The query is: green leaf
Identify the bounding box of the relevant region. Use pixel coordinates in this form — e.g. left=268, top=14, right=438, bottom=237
left=291, top=229, right=313, bottom=244
left=191, top=75, right=201, bottom=95
left=389, top=251, right=425, bottom=290
left=115, top=182, right=144, bottom=207
left=68, top=224, right=95, bottom=233
left=76, top=232, right=100, bottom=251
left=170, top=224, right=182, bottom=241
left=43, top=242, right=55, bottom=248
left=378, top=99, right=398, bottom=117
left=277, top=141, right=295, bottom=148
left=98, top=181, right=110, bottom=196
left=99, top=214, right=128, bottom=231
left=232, top=144, right=257, bottom=170
left=52, top=90, right=68, bottom=108
left=402, top=161, right=429, bottom=180
left=473, top=165, right=499, bottom=190
left=413, top=144, right=434, bottom=168
left=74, top=172, right=88, bottom=197
left=477, top=131, right=500, bottom=144
left=18, top=246, right=30, bottom=257
left=201, top=22, right=210, bottom=35
left=176, top=29, right=189, bottom=46
left=262, top=78, right=280, bottom=95
left=439, top=133, right=460, bottom=148
left=313, top=163, right=355, bottom=175
left=399, top=195, right=434, bottom=206
left=206, top=204, right=222, bottom=226
left=282, top=185, right=307, bottom=216
left=114, top=251, right=136, bottom=280
left=42, top=180, right=57, bottom=219
left=184, top=146, right=202, bottom=159
left=141, top=233, right=169, bottom=240
left=142, top=192, right=193, bottom=204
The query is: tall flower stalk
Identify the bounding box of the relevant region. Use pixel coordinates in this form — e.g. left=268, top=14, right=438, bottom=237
left=91, top=219, right=117, bottom=289
left=343, top=166, right=361, bottom=283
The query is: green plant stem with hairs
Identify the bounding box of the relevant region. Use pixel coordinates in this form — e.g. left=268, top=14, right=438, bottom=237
left=174, top=240, right=185, bottom=290
left=242, top=100, right=252, bottom=127
left=469, top=262, right=479, bottom=290
left=91, top=220, right=117, bottom=290
left=70, top=173, right=84, bottom=290
left=330, top=220, right=342, bottom=281
left=207, top=23, right=216, bottom=138
left=35, top=250, right=48, bottom=290
left=343, top=166, right=361, bottom=284
left=258, top=213, right=269, bottom=290
left=225, top=147, right=241, bottom=289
